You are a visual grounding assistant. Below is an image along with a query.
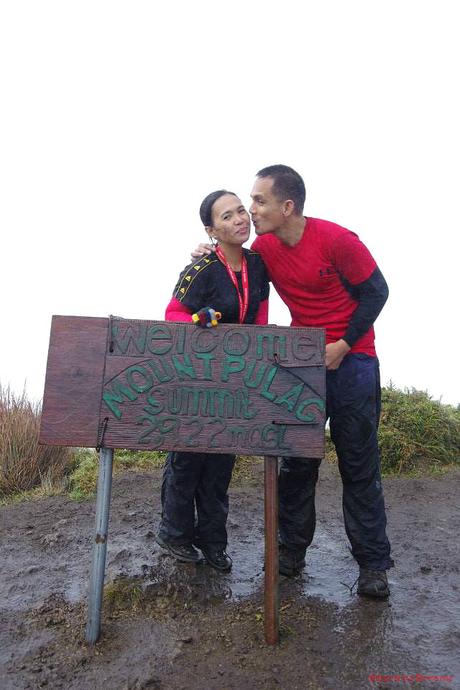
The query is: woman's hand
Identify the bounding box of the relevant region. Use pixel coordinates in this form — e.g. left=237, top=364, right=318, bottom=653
left=192, top=307, right=221, bottom=328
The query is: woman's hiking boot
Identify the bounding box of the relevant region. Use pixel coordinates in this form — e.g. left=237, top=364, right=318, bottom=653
left=279, top=544, right=306, bottom=577
left=155, top=535, right=203, bottom=563
left=357, top=568, right=390, bottom=598
left=200, top=545, right=233, bottom=572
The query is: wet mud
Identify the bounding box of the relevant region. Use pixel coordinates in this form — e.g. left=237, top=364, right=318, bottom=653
left=1, top=461, right=459, bottom=689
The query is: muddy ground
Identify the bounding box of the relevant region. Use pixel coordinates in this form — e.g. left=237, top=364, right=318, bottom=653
left=1, top=460, right=459, bottom=690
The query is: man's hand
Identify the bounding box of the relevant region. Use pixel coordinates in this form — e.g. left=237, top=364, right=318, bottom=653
left=325, top=339, right=351, bottom=370
left=191, top=242, right=213, bottom=260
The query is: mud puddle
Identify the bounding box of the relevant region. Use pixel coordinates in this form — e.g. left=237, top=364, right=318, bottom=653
left=1, top=461, right=459, bottom=689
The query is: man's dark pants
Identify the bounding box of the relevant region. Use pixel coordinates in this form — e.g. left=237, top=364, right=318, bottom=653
left=158, top=451, right=235, bottom=549
left=279, top=353, right=393, bottom=571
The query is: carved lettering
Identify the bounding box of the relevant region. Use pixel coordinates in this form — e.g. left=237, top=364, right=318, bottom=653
left=146, top=325, right=173, bottom=355
left=95, top=322, right=325, bottom=455
left=256, top=334, right=287, bottom=360
left=221, top=355, right=246, bottom=382
left=103, top=379, right=138, bottom=418
left=111, top=323, right=147, bottom=355
left=172, top=354, right=197, bottom=379
left=125, top=365, right=154, bottom=393
left=295, top=398, right=325, bottom=423
left=223, top=329, right=250, bottom=356
left=190, top=328, right=218, bottom=353
left=292, top=335, right=318, bottom=361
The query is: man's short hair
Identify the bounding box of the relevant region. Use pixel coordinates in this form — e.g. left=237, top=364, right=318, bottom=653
left=256, top=164, right=305, bottom=215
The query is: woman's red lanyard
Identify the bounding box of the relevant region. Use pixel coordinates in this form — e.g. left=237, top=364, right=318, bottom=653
left=215, top=246, right=249, bottom=324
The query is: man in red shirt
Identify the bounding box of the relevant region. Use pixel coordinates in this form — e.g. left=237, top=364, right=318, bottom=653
left=250, top=165, right=392, bottom=597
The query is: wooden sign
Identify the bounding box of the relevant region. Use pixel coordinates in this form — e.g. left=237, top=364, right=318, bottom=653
left=40, top=316, right=326, bottom=457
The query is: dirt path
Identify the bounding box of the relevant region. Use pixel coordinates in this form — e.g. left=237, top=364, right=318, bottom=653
left=1, top=460, right=459, bottom=690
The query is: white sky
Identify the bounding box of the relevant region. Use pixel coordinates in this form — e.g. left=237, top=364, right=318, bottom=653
left=1, top=0, right=459, bottom=406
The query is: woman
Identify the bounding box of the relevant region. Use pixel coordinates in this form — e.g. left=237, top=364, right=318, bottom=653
left=156, top=190, right=269, bottom=572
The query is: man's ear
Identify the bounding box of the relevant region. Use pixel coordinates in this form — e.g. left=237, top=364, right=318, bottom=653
left=283, top=199, right=295, bottom=217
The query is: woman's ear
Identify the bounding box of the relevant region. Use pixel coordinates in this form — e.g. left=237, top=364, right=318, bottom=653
left=206, top=228, right=217, bottom=246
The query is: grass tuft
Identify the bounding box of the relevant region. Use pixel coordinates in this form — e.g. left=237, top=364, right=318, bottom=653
left=231, top=455, right=263, bottom=485
left=68, top=449, right=167, bottom=500
left=0, top=384, right=75, bottom=499
left=103, top=577, right=144, bottom=614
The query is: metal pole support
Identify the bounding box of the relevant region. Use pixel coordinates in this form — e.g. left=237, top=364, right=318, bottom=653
left=264, top=455, right=279, bottom=645
left=86, top=447, right=114, bottom=644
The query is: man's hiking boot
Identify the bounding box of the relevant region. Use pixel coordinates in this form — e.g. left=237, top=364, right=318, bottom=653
left=200, top=546, right=233, bottom=572
left=279, top=544, right=306, bottom=577
left=357, top=568, right=390, bottom=598
left=155, top=535, right=202, bottom=563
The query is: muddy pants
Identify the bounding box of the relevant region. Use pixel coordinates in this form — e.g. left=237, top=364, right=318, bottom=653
left=158, top=451, right=235, bottom=549
left=279, top=354, right=393, bottom=571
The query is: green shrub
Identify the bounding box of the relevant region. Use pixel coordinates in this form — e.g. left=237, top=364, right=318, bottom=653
left=378, top=386, right=460, bottom=474
left=324, top=386, right=460, bottom=475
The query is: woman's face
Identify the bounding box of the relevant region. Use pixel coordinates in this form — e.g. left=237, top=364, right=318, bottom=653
left=208, top=194, right=250, bottom=247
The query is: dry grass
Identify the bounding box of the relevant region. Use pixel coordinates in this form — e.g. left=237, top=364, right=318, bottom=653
left=0, top=385, right=74, bottom=498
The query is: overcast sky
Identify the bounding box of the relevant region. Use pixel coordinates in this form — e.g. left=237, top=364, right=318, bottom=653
left=1, top=0, right=459, bottom=406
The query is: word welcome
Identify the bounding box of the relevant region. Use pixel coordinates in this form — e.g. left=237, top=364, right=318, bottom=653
left=110, top=322, right=319, bottom=363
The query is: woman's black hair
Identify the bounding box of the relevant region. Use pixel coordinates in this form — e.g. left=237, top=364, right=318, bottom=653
left=199, top=190, right=237, bottom=227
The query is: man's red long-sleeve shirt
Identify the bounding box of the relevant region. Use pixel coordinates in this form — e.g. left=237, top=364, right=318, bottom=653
left=252, top=217, right=388, bottom=356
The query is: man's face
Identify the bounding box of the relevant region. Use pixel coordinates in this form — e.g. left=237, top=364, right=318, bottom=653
left=249, top=176, right=285, bottom=236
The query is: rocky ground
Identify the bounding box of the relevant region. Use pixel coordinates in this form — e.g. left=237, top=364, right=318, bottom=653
left=1, top=460, right=459, bottom=690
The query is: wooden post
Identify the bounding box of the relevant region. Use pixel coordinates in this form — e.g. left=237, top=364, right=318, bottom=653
left=86, top=447, right=114, bottom=644
left=264, top=455, right=279, bottom=645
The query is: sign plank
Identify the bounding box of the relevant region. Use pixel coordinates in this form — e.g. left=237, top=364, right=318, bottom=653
left=40, top=316, right=326, bottom=458
left=40, top=316, right=108, bottom=447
